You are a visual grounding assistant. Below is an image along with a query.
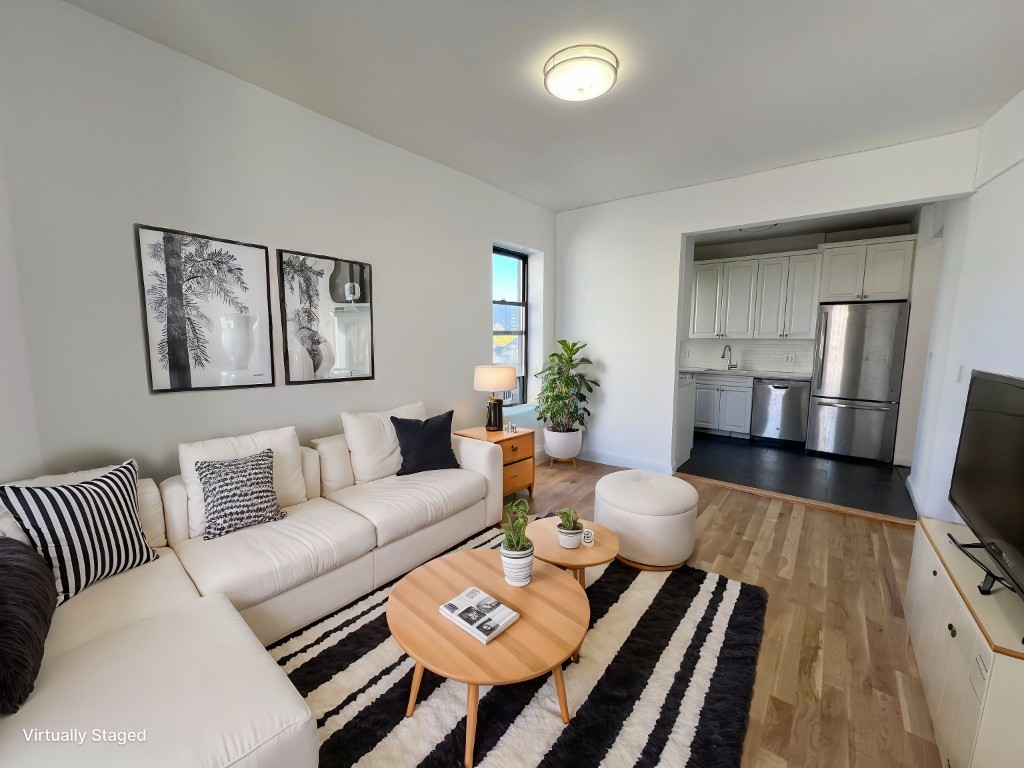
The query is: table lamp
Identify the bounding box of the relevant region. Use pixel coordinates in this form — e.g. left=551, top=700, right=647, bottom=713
left=474, top=364, right=517, bottom=431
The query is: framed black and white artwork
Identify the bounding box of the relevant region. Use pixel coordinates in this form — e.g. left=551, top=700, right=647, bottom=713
left=277, top=250, right=374, bottom=384
left=135, top=225, right=275, bottom=393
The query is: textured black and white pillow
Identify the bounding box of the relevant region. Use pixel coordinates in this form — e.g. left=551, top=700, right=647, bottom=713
left=0, top=460, right=158, bottom=605
left=196, top=448, right=285, bottom=540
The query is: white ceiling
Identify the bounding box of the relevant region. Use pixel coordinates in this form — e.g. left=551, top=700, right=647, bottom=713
left=64, top=0, right=1024, bottom=211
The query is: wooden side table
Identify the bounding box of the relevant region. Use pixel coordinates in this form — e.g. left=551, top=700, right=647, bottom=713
left=454, top=427, right=535, bottom=497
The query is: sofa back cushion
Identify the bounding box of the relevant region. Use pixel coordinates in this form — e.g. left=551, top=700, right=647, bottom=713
left=309, top=433, right=356, bottom=495
left=0, top=466, right=166, bottom=549
left=179, top=426, right=306, bottom=539
left=340, top=402, right=426, bottom=483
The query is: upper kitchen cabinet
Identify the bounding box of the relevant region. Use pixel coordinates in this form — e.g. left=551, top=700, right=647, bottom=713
left=753, top=250, right=822, bottom=339
left=863, top=240, right=914, bottom=301
left=689, top=258, right=758, bottom=338
left=690, top=262, right=724, bottom=338
left=820, top=237, right=914, bottom=302
left=720, top=260, right=759, bottom=337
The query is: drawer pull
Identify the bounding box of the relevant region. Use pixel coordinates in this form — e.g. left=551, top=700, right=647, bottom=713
left=948, top=623, right=957, bottom=638
left=510, top=444, right=518, bottom=451
left=932, top=570, right=937, bottom=576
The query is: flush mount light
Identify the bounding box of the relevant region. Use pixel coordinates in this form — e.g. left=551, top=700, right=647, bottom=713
left=543, top=44, right=619, bottom=102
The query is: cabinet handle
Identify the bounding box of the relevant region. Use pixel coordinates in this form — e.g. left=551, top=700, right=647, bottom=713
left=932, top=570, right=937, bottom=576
left=856, top=294, right=862, bottom=299
left=863, top=295, right=868, bottom=299
left=948, top=623, right=957, bottom=638
left=779, top=333, right=783, bottom=337
left=510, top=444, right=518, bottom=451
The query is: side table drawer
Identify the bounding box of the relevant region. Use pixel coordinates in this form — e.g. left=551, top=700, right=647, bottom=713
left=503, top=458, right=533, bottom=493
left=501, top=433, right=534, bottom=464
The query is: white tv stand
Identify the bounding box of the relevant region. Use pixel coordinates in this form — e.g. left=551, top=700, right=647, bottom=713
left=907, top=517, right=1024, bottom=768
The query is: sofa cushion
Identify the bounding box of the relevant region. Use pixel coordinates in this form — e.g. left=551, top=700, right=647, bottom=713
left=327, top=468, right=486, bottom=547
left=1, top=470, right=165, bottom=550
left=196, top=449, right=285, bottom=539
left=0, top=594, right=318, bottom=768
left=173, top=497, right=376, bottom=609
left=45, top=547, right=199, bottom=659
left=0, top=461, right=158, bottom=605
left=179, top=426, right=306, bottom=539
left=0, top=537, right=57, bottom=715
left=341, top=401, right=425, bottom=483
left=309, top=433, right=356, bottom=495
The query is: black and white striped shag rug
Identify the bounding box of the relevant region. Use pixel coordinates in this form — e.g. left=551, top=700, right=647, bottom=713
left=268, top=530, right=767, bottom=768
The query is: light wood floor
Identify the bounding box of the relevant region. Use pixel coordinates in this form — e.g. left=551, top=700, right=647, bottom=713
left=522, top=460, right=939, bottom=768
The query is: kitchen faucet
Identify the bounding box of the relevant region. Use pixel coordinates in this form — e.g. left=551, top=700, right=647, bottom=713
left=721, top=344, right=737, bottom=370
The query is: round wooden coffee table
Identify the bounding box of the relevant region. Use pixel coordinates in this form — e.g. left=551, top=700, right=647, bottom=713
left=525, top=517, right=620, bottom=589
left=387, top=548, right=589, bottom=768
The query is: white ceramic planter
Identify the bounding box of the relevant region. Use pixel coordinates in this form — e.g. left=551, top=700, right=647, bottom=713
left=500, top=544, right=534, bottom=587
left=557, top=526, right=583, bottom=549
left=544, top=428, right=583, bottom=460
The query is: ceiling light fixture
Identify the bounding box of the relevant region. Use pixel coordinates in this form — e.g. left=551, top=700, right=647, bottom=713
left=543, top=44, right=619, bottom=102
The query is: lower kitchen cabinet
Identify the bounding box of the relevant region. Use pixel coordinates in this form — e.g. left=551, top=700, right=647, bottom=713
left=693, top=375, right=753, bottom=436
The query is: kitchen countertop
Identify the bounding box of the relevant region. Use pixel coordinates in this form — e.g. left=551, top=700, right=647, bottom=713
left=679, top=367, right=812, bottom=381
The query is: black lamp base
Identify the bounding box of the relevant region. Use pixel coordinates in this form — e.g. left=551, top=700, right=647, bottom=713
left=485, top=397, right=503, bottom=431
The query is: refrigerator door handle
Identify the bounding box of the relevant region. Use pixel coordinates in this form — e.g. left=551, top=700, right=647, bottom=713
left=815, top=401, right=893, bottom=412
left=815, top=308, right=828, bottom=391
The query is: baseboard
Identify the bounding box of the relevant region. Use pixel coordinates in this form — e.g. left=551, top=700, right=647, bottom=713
left=577, top=448, right=674, bottom=474
left=905, top=473, right=927, bottom=517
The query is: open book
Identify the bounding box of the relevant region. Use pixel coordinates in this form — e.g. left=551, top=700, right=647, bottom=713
left=439, top=587, right=520, bottom=645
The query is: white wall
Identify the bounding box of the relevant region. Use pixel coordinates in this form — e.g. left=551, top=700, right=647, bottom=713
left=908, top=88, right=1024, bottom=521
left=0, top=0, right=555, bottom=480
left=556, top=130, right=980, bottom=472
left=0, top=130, right=41, bottom=479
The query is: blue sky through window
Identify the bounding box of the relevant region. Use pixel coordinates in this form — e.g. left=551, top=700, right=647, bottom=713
left=492, top=254, right=521, bottom=302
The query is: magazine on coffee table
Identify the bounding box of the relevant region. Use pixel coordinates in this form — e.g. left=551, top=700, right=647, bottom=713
left=439, top=587, right=519, bottom=645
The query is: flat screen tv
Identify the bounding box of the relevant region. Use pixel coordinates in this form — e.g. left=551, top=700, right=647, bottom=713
left=949, top=370, right=1024, bottom=597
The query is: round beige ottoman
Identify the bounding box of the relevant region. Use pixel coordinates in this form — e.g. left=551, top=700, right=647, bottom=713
left=594, top=470, right=699, bottom=569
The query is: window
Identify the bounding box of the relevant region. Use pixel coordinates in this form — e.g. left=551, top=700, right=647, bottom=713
left=492, top=247, right=528, bottom=405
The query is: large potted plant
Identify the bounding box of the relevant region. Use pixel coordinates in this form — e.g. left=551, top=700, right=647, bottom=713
left=500, top=499, right=534, bottom=587
left=535, top=339, right=600, bottom=464
left=556, top=507, right=583, bottom=549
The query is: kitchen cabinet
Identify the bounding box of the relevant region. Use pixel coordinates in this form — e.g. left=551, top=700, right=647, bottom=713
left=692, top=374, right=753, bottom=435
left=783, top=252, right=823, bottom=338
left=753, top=251, right=822, bottom=339
left=820, top=238, right=914, bottom=302
left=906, top=518, right=1024, bottom=768
left=690, top=263, right=724, bottom=339
left=689, top=258, right=758, bottom=339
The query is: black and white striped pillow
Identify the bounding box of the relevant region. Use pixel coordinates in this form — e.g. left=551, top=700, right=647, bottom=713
left=196, top=448, right=285, bottom=540
left=0, top=460, right=158, bottom=605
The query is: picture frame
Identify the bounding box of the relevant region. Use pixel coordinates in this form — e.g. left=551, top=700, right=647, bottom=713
left=134, top=224, right=275, bottom=393
left=277, top=249, right=375, bottom=384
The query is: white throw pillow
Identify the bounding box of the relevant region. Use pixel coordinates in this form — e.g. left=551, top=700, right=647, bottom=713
left=341, top=402, right=426, bottom=483
left=179, top=426, right=306, bottom=539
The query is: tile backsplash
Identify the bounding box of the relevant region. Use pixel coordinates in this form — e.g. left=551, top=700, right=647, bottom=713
left=682, top=338, right=815, bottom=374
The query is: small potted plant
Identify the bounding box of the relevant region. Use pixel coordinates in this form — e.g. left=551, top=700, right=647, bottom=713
left=535, top=339, right=600, bottom=465
left=556, top=507, right=583, bottom=549
left=500, top=499, right=534, bottom=587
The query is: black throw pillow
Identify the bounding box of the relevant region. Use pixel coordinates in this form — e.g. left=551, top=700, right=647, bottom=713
left=391, top=410, right=461, bottom=476
left=0, top=536, right=58, bottom=714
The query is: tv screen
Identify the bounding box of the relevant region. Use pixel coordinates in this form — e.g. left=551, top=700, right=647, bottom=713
left=949, top=371, right=1024, bottom=596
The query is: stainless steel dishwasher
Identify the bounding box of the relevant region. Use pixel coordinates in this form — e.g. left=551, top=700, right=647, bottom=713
left=751, top=378, right=811, bottom=442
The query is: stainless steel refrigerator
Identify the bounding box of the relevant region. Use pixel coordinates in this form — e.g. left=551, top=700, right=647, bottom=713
left=806, top=302, right=910, bottom=462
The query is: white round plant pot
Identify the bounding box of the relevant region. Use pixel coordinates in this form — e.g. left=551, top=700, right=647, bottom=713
left=500, top=544, right=534, bottom=587
left=557, top=526, right=583, bottom=549
left=544, top=428, right=583, bottom=460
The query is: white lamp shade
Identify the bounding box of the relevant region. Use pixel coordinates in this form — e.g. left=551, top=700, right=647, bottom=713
left=474, top=365, right=517, bottom=393
left=544, top=45, right=619, bottom=102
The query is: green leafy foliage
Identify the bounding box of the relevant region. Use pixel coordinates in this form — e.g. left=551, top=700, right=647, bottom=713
left=535, top=339, right=600, bottom=433
left=556, top=507, right=581, bottom=531
left=501, top=498, right=533, bottom=552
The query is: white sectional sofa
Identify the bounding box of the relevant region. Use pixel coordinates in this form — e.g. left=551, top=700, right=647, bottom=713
left=0, top=423, right=504, bottom=766
left=160, top=430, right=502, bottom=644
left=0, top=466, right=318, bottom=768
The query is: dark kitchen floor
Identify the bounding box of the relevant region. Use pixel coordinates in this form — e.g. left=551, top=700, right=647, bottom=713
left=677, top=433, right=917, bottom=521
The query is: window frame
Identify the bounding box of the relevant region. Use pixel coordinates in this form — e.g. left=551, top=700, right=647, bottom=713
left=492, top=246, right=528, bottom=406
